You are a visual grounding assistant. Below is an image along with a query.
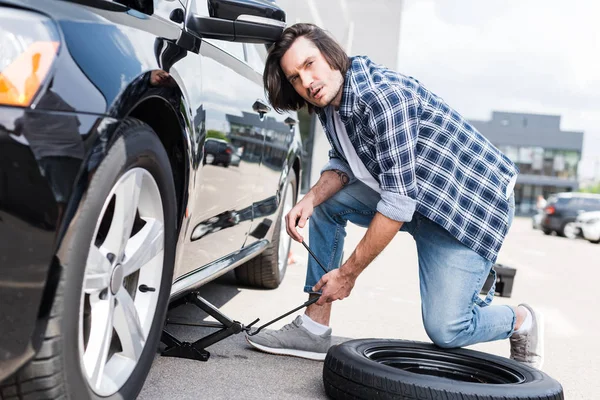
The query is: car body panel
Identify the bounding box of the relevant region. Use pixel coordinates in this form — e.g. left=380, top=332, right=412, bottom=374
left=0, top=0, right=301, bottom=380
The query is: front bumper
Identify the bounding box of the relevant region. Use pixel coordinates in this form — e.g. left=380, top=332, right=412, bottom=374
left=0, top=105, right=103, bottom=381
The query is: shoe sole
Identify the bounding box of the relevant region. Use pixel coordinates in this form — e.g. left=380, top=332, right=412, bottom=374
left=245, top=336, right=327, bottom=361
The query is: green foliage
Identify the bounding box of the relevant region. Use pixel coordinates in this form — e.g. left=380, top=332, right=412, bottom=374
left=206, top=129, right=230, bottom=142
left=580, top=182, right=600, bottom=194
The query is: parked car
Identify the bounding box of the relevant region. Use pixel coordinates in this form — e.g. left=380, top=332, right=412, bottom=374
left=575, top=211, right=600, bottom=244
left=540, top=192, right=600, bottom=238
left=0, top=1, right=301, bottom=399
left=204, top=138, right=233, bottom=167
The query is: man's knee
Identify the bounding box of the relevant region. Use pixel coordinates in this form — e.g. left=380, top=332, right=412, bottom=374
left=423, top=315, right=471, bottom=349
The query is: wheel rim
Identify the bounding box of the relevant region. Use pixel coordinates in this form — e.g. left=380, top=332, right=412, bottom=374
left=278, top=182, right=294, bottom=274
left=79, top=168, right=165, bottom=396
left=563, top=222, right=577, bottom=239
left=364, top=347, right=526, bottom=384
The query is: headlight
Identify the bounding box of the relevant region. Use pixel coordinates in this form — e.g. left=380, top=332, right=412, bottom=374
left=0, top=8, right=60, bottom=107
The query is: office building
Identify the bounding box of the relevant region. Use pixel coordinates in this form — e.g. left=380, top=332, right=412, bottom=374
left=471, top=111, right=584, bottom=214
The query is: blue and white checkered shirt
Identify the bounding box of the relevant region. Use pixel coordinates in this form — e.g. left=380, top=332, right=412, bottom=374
left=317, top=56, right=519, bottom=262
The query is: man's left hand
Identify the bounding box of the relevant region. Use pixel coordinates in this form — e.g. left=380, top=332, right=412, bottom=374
left=312, top=267, right=357, bottom=306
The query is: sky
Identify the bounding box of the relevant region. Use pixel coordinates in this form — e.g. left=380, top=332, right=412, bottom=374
left=396, top=0, right=600, bottom=182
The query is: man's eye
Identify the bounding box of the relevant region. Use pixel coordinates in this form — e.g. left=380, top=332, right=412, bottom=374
left=290, top=77, right=297, bottom=83
left=307, top=61, right=313, bottom=67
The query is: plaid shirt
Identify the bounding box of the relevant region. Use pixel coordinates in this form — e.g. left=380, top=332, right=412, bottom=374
left=317, top=56, right=519, bottom=262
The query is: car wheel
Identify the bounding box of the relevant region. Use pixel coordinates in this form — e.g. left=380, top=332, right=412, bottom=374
left=324, top=339, right=563, bottom=400
left=235, top=173, right=296, bottom=289
left=542, top=228, right=552, bottom=235
left=4, top=119, right=177, bottom=400
left=560, top=222, right=577, bottom=239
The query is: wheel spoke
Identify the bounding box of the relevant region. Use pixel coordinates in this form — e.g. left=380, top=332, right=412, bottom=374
left=84, top=246, right=112, bottom=293
left=103, top=171, right=142, bottom=258
left=114, top=290, right=145, bottom=361
left=83, top=293, right=115, bottom=390
left=121, top=218, right=164, bottom=277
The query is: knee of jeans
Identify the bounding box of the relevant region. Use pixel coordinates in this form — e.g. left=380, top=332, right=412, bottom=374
left=423, top=317, right=468, bottom=349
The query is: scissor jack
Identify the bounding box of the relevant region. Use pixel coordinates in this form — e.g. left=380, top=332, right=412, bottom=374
left=161, top=241, right=327, bottom=362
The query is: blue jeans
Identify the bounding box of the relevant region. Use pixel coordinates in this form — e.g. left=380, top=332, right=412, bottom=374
left=304, top=180, right=516, bottom=348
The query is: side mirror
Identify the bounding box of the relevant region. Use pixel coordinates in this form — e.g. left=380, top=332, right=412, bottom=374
left=188, top=0, right=286, bottom=44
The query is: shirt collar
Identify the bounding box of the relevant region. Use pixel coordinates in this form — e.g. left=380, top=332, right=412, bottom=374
left=337, top=59, right=355, bottom=119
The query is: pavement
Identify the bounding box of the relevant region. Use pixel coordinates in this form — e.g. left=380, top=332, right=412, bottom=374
left=139, top=216, right=600, bottom=399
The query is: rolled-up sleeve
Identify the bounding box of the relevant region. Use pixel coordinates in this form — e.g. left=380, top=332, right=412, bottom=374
left=364, top=85, right=419, bottom=222
left=320, top=149, right=358, bottom=184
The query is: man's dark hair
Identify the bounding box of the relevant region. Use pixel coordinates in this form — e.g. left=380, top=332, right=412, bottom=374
left=264, top=23, right=350, bottom=113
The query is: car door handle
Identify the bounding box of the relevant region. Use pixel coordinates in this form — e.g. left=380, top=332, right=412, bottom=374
left=284, top=116, right=297, bottom=131
left=252, top=99, right=271, bottom=120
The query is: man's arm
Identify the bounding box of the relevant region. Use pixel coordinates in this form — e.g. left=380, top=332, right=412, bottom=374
left=304, top=169, right=349, bottom=208
left=285, top=169, right=350, bottom=242
left=313, top=212, right=402, bottom=304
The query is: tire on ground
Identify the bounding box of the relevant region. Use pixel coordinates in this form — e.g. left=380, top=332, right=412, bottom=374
left=323, top=339, right=563, bottom=400
left=235, top=173, right=296, bottom=289
left=1, top=119, right=177, bottom=400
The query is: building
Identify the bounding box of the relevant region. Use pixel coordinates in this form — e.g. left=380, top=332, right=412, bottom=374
left=470, top=111, right=584, bottom=214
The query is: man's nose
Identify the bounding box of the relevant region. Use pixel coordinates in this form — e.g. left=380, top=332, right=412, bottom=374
left=300, top=73, right=313, bottom=90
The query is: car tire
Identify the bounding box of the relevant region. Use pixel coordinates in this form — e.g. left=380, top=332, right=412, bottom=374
left=2, top=119, right=177, bottom=400
left=323, top=339, right=564, bottom=400
left=235, top=173, right=296, bottom=289
left=559, top=221, right=577, bottom=239
left=542, top=229, right=552, bottom=235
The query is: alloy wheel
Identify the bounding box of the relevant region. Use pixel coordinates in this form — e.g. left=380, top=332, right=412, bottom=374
left=79, top=168, right=165, bottom=396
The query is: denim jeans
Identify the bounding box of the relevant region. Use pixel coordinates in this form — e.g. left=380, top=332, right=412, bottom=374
left=304, top=180, right=516, bottom=348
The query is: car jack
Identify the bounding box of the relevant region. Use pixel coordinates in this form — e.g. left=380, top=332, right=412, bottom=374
left=161, top=240, right=329, bottom=362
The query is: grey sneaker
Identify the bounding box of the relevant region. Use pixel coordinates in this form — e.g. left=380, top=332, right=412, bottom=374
left=510, top=304, right=545, bottom=370
left=245, top=315, right=332, bottom=361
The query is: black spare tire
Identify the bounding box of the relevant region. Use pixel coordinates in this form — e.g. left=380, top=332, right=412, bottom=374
left=323, top=339, right=563, bottom=400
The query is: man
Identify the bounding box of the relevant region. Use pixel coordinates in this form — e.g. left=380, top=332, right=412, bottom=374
left=246, top=23, right=543, bottom=369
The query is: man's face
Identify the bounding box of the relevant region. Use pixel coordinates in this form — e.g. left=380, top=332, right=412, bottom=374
left=280, top=36, right=344, bottom=109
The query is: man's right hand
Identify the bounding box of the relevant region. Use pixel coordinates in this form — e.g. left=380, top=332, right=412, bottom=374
left=285, top=197, right=314, bottom=242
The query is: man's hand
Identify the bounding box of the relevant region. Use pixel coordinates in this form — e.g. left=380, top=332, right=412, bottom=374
left=312, top=268, right=357, bottom=306
left=285, top=197, right=314, bottom=242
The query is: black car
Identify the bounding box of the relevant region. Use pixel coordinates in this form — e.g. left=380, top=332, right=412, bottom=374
left=540, top=192, right=600, bottom=238
left=204, top=138, right=233, bottom=167
left=0, top=0, right=302, bottom=399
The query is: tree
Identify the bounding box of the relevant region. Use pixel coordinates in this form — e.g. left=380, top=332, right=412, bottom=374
left=581, top=182, right=600, bottom=194
left=206, top=129, right=230, bottom=142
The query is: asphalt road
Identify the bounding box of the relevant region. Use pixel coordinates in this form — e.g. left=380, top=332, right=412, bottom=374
left=139, top=216, right=600, bottom=399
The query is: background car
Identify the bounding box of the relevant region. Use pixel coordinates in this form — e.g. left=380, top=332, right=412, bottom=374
left=0, top=1, right=301, bottom=399
left=576, top=211, right=600, bottom=244
left=540, top=192, right=600, bottom=238
left=204, top=138, right=233, bottom=167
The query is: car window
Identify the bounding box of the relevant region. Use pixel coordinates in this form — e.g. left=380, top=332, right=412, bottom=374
left=583, top=197, right=600, bottom=209
left=245, top=43, right=266, bottom=73
left=153, top=0, right=185, bottom=28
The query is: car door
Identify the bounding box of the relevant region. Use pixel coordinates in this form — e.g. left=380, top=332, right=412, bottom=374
left=171, top=0, right=269, bottom=276
left=243, top=43, right=297, bottom=248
